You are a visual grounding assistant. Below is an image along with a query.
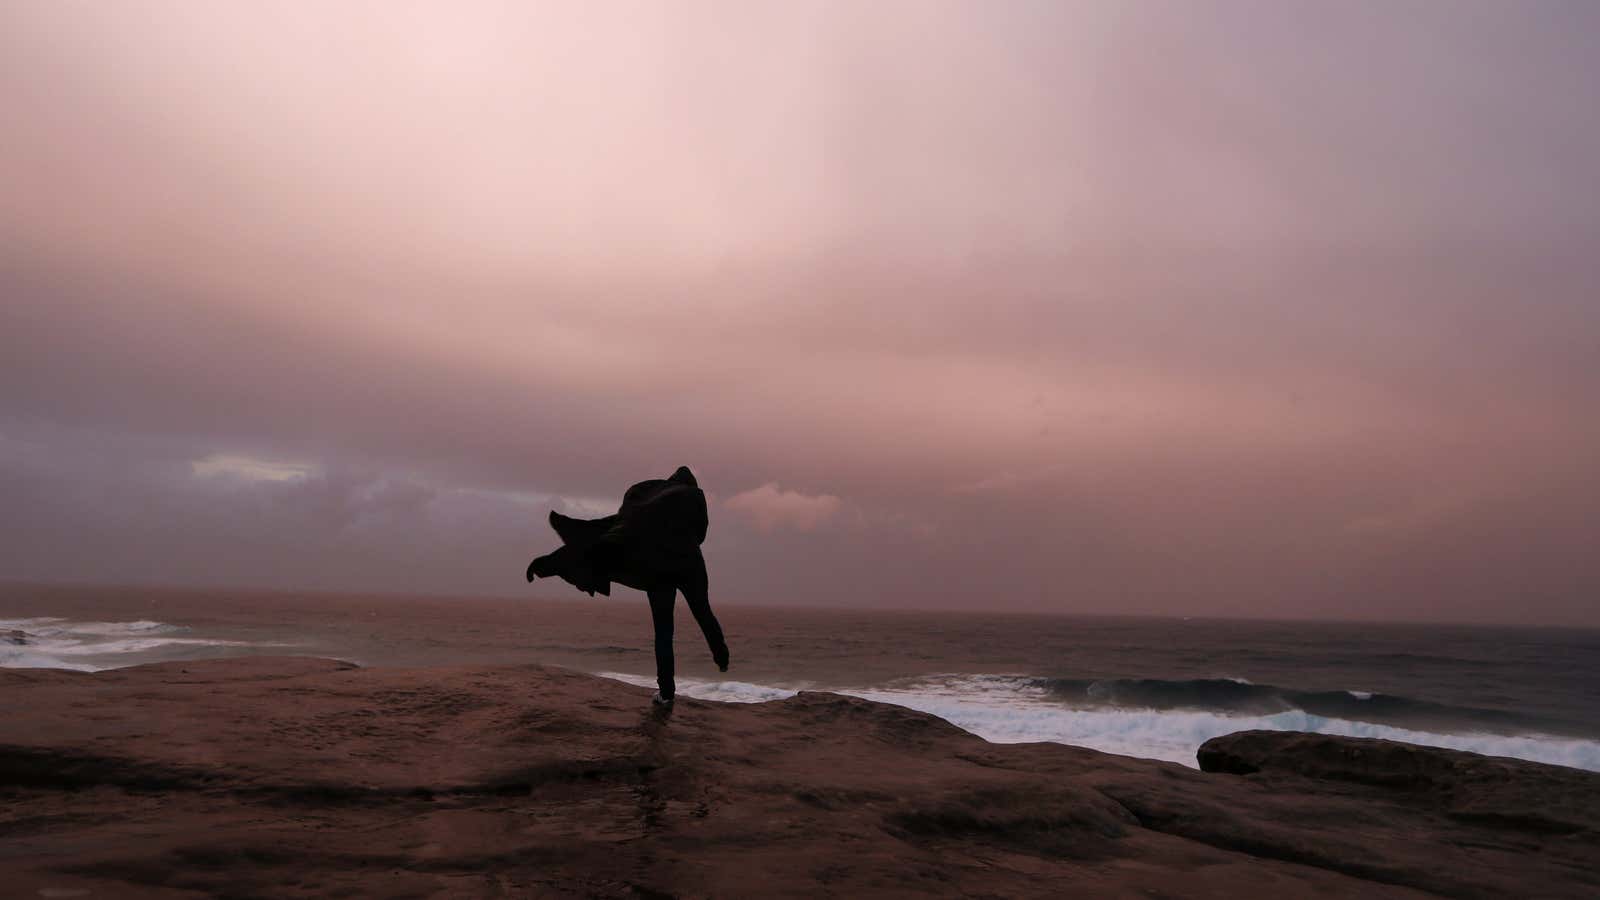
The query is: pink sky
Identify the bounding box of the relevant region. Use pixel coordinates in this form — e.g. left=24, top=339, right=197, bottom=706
left=3, top=1, right=1598, bottom=624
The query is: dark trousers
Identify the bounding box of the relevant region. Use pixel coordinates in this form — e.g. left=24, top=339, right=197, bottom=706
left=647, top=572, right=727, bottom=699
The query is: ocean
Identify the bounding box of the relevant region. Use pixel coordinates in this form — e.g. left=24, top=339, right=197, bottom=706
left=5, top=583, right=1598, bottom=772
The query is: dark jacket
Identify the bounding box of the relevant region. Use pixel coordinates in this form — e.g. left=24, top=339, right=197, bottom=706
left=529, top=466, right=708, bottom=596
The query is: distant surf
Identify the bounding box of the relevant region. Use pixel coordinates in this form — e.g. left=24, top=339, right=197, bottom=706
left=0, top=617, right=275, bottom=671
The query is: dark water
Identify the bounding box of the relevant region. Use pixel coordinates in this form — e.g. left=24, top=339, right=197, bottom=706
left=5, top=583, right=1598, bottom=769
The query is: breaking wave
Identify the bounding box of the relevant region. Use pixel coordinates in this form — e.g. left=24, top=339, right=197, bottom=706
left=1, top=617, right=274, bottom=671
left=1031, top=675, right=1588, bottom=737
left=595, top=670, right=1600, bottom=773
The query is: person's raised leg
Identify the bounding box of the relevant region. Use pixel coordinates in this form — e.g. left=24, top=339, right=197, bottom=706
left=647, top=587, right=677, bottom=701
left=682, top=569, right=728, bottom=672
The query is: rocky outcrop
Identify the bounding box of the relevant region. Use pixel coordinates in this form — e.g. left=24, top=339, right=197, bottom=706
left=1200, top=730, right=1600, bottom=836
left=1, top=658, right=1595, bottom=898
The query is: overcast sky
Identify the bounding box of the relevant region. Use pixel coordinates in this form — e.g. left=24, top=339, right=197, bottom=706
left=3, top=1, right=1597, bottom=624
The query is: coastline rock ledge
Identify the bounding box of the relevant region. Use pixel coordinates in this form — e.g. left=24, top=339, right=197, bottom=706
left=2, top=657, right=1596, bottom=898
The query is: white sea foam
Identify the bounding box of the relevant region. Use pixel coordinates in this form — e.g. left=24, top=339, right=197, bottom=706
left=0, top=646, right=100, bottom=671
left=49, top=637, right=256, bottom=656
left=65, top=619, right=181, bottom=636
left=595, top=670, right=1600, bottom=773
left=1, top=617, right=276, bottom=672
left=2, top=617, right=182, bottom=637
left=596, top=671, right=801, bottom=704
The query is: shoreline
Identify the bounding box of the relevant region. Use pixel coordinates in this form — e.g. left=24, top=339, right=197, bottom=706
left=3, top=656, right=1597, bottom=897
left=7, top=605, right=1600, bottom=773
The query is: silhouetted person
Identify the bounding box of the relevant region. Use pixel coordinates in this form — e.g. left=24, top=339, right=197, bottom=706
left=526, top=466, right=728, bottom=705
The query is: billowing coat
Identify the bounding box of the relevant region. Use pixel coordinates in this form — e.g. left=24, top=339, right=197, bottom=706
left=526, top=466, right=708, bottom=596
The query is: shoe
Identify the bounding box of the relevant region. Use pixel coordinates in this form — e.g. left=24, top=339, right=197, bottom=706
left=652, top=691, right=674, bottom=706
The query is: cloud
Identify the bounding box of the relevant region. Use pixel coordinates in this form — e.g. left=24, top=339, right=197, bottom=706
left=191, top=453, right=315, bottom=483
left=723, top=484, right=842, bottom=533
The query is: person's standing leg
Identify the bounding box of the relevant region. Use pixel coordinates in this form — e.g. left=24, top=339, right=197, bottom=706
left=647, top=587, right=676, bottom=700
left=682, top=565, right=728, bottom=672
